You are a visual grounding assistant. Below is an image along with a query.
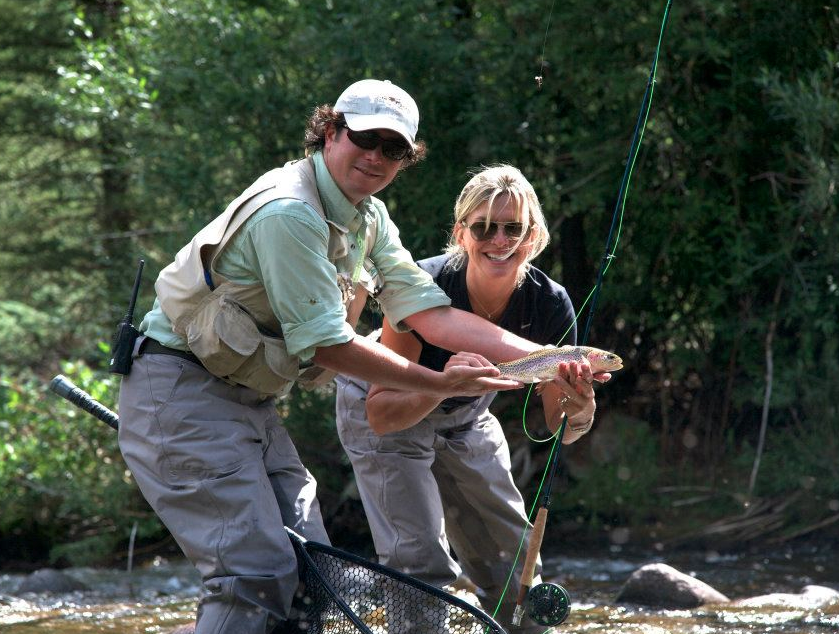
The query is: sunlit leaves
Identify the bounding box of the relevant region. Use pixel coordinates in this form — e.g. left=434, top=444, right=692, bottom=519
left=0, top=364, right=159, bottom=565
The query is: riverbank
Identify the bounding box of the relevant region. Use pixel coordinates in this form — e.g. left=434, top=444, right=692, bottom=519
left=2, top=540, right=837, bottom=634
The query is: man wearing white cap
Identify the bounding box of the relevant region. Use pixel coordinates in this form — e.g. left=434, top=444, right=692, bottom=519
left=118, top=79, right=547, bottom=634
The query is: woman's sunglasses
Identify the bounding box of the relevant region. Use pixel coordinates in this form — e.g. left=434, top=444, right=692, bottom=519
left=461, top=220, right=530, bottom=242
left=340, top=124, right=413, bottom=161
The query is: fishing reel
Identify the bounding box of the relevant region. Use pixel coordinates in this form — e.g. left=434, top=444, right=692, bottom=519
left=527, top=582, right=571, bottom=626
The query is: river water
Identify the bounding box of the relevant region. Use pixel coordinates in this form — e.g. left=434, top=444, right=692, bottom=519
left=1, top=543, right=837, bottom=633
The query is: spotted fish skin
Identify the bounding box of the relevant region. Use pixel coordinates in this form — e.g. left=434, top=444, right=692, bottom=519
left=495, top=345, right=623, bottom=383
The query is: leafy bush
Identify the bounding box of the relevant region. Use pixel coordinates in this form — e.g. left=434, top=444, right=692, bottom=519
left=0, top=362, right=163, bottom=567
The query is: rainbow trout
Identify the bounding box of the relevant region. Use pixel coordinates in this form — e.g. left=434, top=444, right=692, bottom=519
left=496, top=345, right=623, bottom=383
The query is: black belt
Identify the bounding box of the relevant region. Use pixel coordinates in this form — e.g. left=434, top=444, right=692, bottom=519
left=141, top=337, right=202, bottom=366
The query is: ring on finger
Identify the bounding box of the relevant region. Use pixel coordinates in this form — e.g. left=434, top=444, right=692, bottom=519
left=560, top=396, right=570, bottom=405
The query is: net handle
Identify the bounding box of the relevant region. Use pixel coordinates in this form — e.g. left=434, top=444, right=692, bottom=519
left=286, top=530, right=376, bottom=634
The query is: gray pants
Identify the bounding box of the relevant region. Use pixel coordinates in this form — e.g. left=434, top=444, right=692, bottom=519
left=119, top=347, right=329, bottom=634
left=335, top=376, right=543, bottom=633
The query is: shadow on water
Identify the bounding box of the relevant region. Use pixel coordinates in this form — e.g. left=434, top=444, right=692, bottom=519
left=1, top=544, right=837, bottom=633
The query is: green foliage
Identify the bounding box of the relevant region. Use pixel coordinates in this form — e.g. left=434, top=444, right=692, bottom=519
left=555, top=416, right=661, bottom=530
left=736, top=339, right=839, bottom=537
left=0, top=363, right=163, bottom=566
left=0, top=301, right=62, bottom=370
left=0, top=0, right=837, bottom=559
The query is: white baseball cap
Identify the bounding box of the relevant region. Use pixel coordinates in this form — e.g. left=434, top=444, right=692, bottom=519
left=334, top=79, right=419, bottom=146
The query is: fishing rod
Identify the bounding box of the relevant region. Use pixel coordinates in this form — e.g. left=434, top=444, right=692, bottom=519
left=50, top=374, right=119, bottom=430
left=512, top=1, right=673, bottom=627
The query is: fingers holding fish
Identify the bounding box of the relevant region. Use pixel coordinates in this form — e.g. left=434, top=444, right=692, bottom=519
left=444, top=351, right=495, bottom=370
left=569, top=359, right=592, bottom=387
left=551, top=369, right=594, bottom=404
left=552, top=362, right=596, bottom=423
left=441, top=361, right=522, bottom=397
left=537, top=362, right=591, bottom=399
left=556, top=361, right=596, bottom=394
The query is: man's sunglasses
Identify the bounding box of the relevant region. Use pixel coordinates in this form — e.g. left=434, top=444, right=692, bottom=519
left=461, top=220, right=530, bottom=242
left=340, top=124, right=413, bottom=161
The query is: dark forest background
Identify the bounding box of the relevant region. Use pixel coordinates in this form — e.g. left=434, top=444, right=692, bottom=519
left=1, top=0, right=837, bottom=568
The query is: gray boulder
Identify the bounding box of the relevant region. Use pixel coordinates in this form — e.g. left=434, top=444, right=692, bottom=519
left=733, top=585, right=839, bottom=609
left=616, top=562, right=729, bottom=608
left=15, top=568, right=89, bottom=594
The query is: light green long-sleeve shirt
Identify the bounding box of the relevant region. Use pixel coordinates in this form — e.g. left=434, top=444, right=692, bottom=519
left=142, top=152, right=450, bottom=361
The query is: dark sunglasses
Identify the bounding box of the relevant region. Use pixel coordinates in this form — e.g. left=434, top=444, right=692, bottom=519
left=339, top=124, right=413, bottom=161
left=461, top=220, right=530, bottom=241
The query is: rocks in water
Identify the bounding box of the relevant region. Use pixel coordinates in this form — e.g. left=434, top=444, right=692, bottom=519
left=732, top=585, right=839, bottom=609
left=616, top=562, right=730, bottom=608
left=15, top=568, right=90, bottom=594
left=616, top=561, right=839, bottom=612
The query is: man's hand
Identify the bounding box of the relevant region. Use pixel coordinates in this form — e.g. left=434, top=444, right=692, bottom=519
left=440, top=351, right=522, bottom=397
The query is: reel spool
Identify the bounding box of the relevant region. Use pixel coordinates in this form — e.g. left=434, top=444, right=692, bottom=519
left=527, top=582, right=571, bottom=626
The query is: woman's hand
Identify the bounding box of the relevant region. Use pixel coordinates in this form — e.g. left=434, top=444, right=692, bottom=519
left=538, top=360, right=610, bottom=432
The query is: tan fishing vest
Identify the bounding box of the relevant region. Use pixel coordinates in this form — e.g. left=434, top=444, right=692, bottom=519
left=155, top=157, right=378, bottom=397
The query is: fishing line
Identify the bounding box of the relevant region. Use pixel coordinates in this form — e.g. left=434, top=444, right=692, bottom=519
left=521, top=0, right=671, bottom=440
left=534, top=0, right=557, bottom=89
left=493, top=1, right=674, bottom=626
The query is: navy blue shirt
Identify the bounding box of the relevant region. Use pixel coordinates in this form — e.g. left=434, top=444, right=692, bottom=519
left=414, top=254, right=578, bottom=411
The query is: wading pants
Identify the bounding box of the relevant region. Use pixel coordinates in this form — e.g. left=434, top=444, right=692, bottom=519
left=335, top=376, right=544, bottom=634
left=118, top=345, right=329, bottom=634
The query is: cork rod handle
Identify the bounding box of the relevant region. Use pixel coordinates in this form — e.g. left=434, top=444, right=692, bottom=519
left=515, top=506, right=547, bottom=607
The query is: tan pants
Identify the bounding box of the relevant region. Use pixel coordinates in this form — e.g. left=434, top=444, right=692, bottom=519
left=118, top=343, right=329, bottom=634
left=335, top=375, right=543, bottom=633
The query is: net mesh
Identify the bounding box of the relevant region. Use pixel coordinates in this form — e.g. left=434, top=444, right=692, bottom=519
left=285, top=530, right=507, bottom=634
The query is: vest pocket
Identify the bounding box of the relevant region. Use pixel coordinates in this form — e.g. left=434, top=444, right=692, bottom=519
left=233, top=334, right=298, bottom=396
left=184, top=293, right=299, bottom=395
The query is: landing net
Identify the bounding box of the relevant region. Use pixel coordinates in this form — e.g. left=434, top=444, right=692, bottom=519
left=286, top=529, right=507, bottom=634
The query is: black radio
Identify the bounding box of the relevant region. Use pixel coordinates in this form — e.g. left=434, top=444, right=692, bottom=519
left=109, top=259, right=145, bottom=375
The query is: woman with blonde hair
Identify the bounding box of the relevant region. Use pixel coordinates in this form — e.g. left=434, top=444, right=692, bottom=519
left=335, top=164, right=609, bottom=632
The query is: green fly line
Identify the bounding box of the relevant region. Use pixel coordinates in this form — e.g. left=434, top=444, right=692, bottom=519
left=489, top=0, right=674, bottom=623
